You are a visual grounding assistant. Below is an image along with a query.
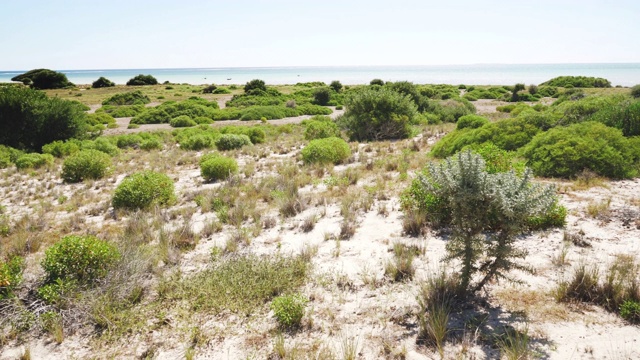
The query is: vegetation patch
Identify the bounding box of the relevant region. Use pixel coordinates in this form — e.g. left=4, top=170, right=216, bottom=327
left=102, top=90, right=150, bottom=106
left=112, top=171, right=176, bottom=209
left=200, top=153, right=238, bottom=182
left=301, top=137, right=351, bottom=165
left=62, top=149, right=112, bottom=182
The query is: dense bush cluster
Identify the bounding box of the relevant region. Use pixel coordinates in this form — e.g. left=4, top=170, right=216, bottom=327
left=215, top=134, right=252, bottom=150
left=200, top=153, right=238, bottom=182
left=456, top=115, right=489, bottom=130
left=541, top=76, right=611, bottom=88
left=112, top=171, right=176, bottom=209
left=102, top=90, right=150, bottom=106
left=301, top=137, right=351, bottom=164
left=92, top=76, right=115, bottom=88
left=126, top=74, right=158, bottom=86
left=132, top=97, right=220, bottom=124
left=169, top=115, right=197, bottom=127
left=11, top=69, right=74, bottom=89
left=15, top=153, right=54, bottom=169
left=97, top=104, right=146, bottom=118
left=62, top=149, right=112, bottom=182
left=0, top=87, right=89, bottom=151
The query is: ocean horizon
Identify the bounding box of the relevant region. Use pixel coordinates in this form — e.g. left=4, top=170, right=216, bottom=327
left=1, top=63, right=640, bottom=87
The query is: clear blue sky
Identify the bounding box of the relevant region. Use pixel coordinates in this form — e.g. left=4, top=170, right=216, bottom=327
left=1, top=0, right=638, bottom=70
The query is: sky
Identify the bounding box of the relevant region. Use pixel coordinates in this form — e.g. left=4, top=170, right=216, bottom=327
left=1, top=0, right=639, bottom=70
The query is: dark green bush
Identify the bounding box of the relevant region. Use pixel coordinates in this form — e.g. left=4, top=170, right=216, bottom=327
left=429, top=99, right=476, bottom=123
left=132, top=98, right=220, bottom=124
left=92, top=77, right=115, bottom=88
left=15, top=153, right=54, bottom=169
left=244, top=79, right=267, bottom=94
left=41, top=235, right=119, bottom=284
left=202, top=84, right=217, bottom=93
left=330, top=80, right=343, bottom=93
left=313, top=87, right=331, bottom=106
left=632, top=85, right=640, bottom=99
left=541, top=76, right=611, bottom=88
left=370, top=79, right=385, bottom=86
left=98, top=104, right=146, bottom=117
left=0, top=87, right=89, bottom=151
left=303, top=116, right=341, bottom=140
left=456, top=115, right=489, bottom=130
left=215, top=134, right=252, bottom=150
left=112, top=171, right=176, bottom=209
left=219, top=126, right=265, bottom=144
left=170, top=115, right=197, bottom=127
left=102, top=90, right=150, bottom=105
left=0, top=256, right=23, bottom=299
left=62, top=149, right=112, bottom=182
left=339, top=88, right=417, bottom=141
left=200, top=154, right=238, bottom=182
left=126, top=74, right=158, bottom=86
left=301, top=137, right=351, bottom=165
left=522, top=122, right=637, bottom=179
left=386, top=81, right=430, bottom=112
left=11, top=69, right=74, bottom=89
left=180, top=134, right=214, bottom=150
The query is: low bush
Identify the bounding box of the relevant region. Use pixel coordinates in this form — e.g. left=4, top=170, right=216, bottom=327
left=15, top=153, right=54, bottom=169
left=102, top=90, right=150, bottom=106
left=11, top=69, right=74, bottom=89
left=0, top=145, right=22, bottom=168
left=632, top=85, right=640, bottom=99
left=313, top=87, right=331, bottom=105
left=170, top=115, right=197, bottom=127
left=370, top=79, right=385, bottom=86
left=194, top=116, right=213, bottom=124
left=541, top=76, right=611, bottom=88
left=140, top=138, right=163, bottom=151
left=301, top=137, right=351, bottom=165
left=200, top=154, right=238, bottom=182
left=521, top=122, right=637, bottom=179
left=303, top=115, right=341, bottom=140
left=456, top=114, right=489, bottom=130
left=132, top=98, right=220, bottom=124
left=42, top=140, right=80, bottom=158
left=219, top=126, right=265, bottom=144
left=83, top=138, right=120, bottom=156
left=0, top=256, right=23, bottom=299
left=429, top=99, right=476, bottom=123
left=112, top=171, right=176, bottom=209
left=202, top=84, right=217, bottom=94
left=92, top=77, right=115, bottom=88
left=126, top=74, right=158, bottom=86
left=271, top=294, right=308, bottom=329
left=244, top=79, right=267, bottom=93
left=98, top=104, right=146, bottom=118
left=180, top=134, right=214, bottom=150
left=215, top=134, right=252, bottom=150
left=330, top=80, right=343, bottom=93
left=62, top=149, right=112, bottom=182
left=41, top=235, right=119, bottom=284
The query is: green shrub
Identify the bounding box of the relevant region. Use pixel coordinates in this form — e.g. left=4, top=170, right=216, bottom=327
left=62, top=149, right=112, bottom=182
left=132, top=98, right=220, bottom=124
left=215, top=134, right=252, bottom=150
left=497, top=104, right=516, bottom=113
left=219, top=126, right=266, bottom=144
left=92, top=77, right=115, bottom=88
left=180, top=134, right=214, bottom=150
left=330, top=80, right=343, bottom=93
left=0, top=256, right=24, bottom=299
left=102, top=90, right=150, bottom=105
left=271, top=294, right=308, bottom=329
left=200, top=154, right=238, bottom=182
left=632, top=85, right=640, bottom=99
left=522, top=122, right=637, bottom=179
left=11, top=69, right=74, bottom=89
left=456, top=115, right=489, bottom=130
left=126, top=74, right=158, bottom=86
left=0, top=145, right=22, bottom=168
left=41, top=235, right=119, bottom=284
left=303, top=116, right=341, bottom=140
left=301, top=137, right=351, bottom=165
left=42, top=140, right=80, bottom=158
left=541, top=76, right=611, bottom=88
left=112, top=171, right=176, bottom=209
left=370, top=79, right=385, bottom=86
left=464, top=142, right=523, bottom=174
left=526, top=201, right=567, bottom=230
left=170, top=115, right=197, bottom=127
left=15, top=153, right=54, bottom=169
left=620, top=300, right=640, bottom=323
left=244, top=79, right=267, bottom=94
left=194, top=116, right=213, bottom=124
left=339, top=88, right=417, bottom=141
left=202, top=84, right=217, bottom=94
left=0, top=87, right=89, bottom=151
left=98, top=104, right=146, bottom=117
left=140, top=138, right=163, bottom=150
left=429, top=99, right=476, bottom=123
left=313, top=87, right=331, bottom=105
left=537, top=85, right=559, bottom=97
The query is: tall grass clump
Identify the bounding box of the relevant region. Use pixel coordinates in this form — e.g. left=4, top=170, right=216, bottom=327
left=301, top=137, right=351, bottom=165
left=61, top=149, right=112, bottom=183
left=112, top=171, right=176, bottom=210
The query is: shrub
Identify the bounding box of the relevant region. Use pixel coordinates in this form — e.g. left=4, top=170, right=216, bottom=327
left=370, top=79, right=385, bottom=86
left=194, top=116, right=213, bottom=124
left=202, top=84, right=217, bottom=93
left=62, top=149, right=112, bottom=182
left=0, top=86, right=89, bottom=151
left=303, top=116, right=341, bottom=140
left=215, top=134, right=252, bottom=150
left=98, top=104, right=146, bottom=117
left=42, top=140, right=80, bottom=158
left=313, top=87, right=331, bottom=106
left=541, top=76, right=611, bottom=88
left=126, top=74, right=158, bottom=86
left=132, top=98, right=220, bottom=124
left=219, top=126, right=266, bottom=144
left=0, top=256, right=24, bottom=299
left=521, top=122, right=637, bottom=179
left=84, top=137, right=120, bottom=156
left=11, top=69, right=74, bottom=89
left=244, top=79, right=267, bottom=94
left=92, top=76, right=115, bottom=88
left=140, top=138, right=163, bottom=151
left=330, top=80, right=343, bottom=93
left=301, top=137, right=351, bottom=165
left=180, top=134, right=214, bottom=150
left=41, top=235, right=120, bottom=284
left=404, top=151, right=557, bottom=292
left=620, top=300, right=640, bottom=323
left=102, top=90, right=150, bottom=105
left=632, top=85, right=640, bottom=99
left=339, top=88, right=417, bottom=141
left=15, top=153, right=54, bottom=169
left=112, top=171, right=176, bottom=209
left=170, top=115, right=197, bottom=127
left=200, top=154, right=238, bottom=182
left=271, top=294, right=308, bottom=329
left=429, top=99, right=476, bottom=123
left=456, top=115, right=489, bottom=130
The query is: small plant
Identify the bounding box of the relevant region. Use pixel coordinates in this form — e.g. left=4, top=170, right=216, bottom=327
left=215, top=134, right=252, bottom=150
left=41, top=235, right=120, bottom=284
left=200, top=154, right=238, bottom=182
left=0, top=256, right=24, bottom=299
left=620, top=300, right=640, bottom=323
left=271, top=293, right=308, bottom=329
left=301, top=137, right=351, bottom=165
left=496, top=325, right=531, bottom=360
left=15, top=153, right=54, bottom=169
left=385, top=242, right=417, bottom=282
left=61, top=149, right=112, bottom=182
left=112, top=171, right=176, bottom=209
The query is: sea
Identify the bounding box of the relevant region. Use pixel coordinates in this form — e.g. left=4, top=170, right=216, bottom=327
left=1, top=63, right=640, bottom=87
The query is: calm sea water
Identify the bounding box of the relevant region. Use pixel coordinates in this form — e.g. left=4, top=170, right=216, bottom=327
left=1, top=64, right=639, bottom=86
